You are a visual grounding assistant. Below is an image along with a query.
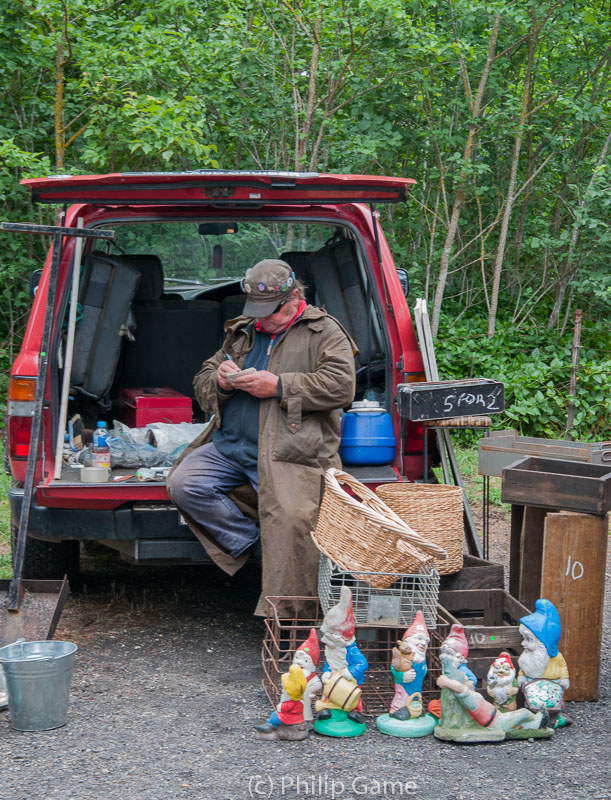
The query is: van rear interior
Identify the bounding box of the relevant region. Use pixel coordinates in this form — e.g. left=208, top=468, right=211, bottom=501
left=55, top=216, right=396, bottom=487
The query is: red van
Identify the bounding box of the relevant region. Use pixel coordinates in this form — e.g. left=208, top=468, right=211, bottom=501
left=5, top=171, right=427, bottom=581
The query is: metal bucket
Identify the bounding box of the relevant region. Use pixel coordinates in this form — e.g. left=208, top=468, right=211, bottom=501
left=0, top=639, right=77, bottom=730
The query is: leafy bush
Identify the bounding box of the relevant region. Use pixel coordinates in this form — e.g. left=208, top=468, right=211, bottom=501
left=435, top=312, right=611, bottom=441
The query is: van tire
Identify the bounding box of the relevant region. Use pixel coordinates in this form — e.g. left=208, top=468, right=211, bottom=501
left=10, top=524, right=80, bottom=588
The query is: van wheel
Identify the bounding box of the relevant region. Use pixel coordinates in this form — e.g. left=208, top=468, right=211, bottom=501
left=10, top=525, right=80, bottom=588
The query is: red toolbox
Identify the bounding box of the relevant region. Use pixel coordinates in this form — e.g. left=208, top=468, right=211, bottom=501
left=118, top=387, right=192, bottom=427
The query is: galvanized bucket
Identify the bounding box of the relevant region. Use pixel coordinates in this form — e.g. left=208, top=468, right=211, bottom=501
left=0, top=639, right=77, bottom=731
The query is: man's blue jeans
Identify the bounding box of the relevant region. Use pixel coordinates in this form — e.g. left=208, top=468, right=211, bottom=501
left=168, top=442, right=259, bottom=558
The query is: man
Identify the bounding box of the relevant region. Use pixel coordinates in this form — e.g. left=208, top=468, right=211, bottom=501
left=389, top=611, right=430, bottom=720
left=168, top=259, right=356, bottom=615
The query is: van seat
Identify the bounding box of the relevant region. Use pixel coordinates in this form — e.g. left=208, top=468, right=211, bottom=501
left=113, top=255, right=222, bottom=399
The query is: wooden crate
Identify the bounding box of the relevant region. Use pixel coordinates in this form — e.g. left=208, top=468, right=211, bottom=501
left=439, top=554, right=504, bottom=591
left=502, top=456, right=611, bottom=515
left=262, top=596, right=452, bottom=716
left=438, top=589, right=531, bottom=684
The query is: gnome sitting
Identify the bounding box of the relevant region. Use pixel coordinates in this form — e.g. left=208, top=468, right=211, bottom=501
left=435, top=624, right=551, bottom=742
left=292, top=628, right=323, bottom=729
left=518, top=598, right=571, bottom=728
left=389, top=611, right=430, bottom=721
left=486, top=652, right=519, bottom=712
left=315, top=586, right=368, bottom=733
left=440, top=624, right=478, bottom=689
left=254, top=664, right=308, bottom=741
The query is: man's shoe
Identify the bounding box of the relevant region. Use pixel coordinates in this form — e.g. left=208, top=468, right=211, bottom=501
left=347, top=710, right=366, bottom=725
left=390, top=708, right=411, bottom=721
left=317, top=709, right=331, bottom=721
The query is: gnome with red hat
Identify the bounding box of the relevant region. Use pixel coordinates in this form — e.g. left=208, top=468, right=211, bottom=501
left=292, top=628, right=323, bottom=728
left=376, top=611, right=438, bottom=738
left=440, top=624, right=478, bottom=689
left=389, top=611, right=430, bottom=720
left=314, top=587, right=368, bottom=737
left=486, top=652, right=519, bottom=712
left=434, top=623, right=552, bottom=742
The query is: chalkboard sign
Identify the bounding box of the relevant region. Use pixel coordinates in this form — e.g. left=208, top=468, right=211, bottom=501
left=396, top=379, right=504, bottom=421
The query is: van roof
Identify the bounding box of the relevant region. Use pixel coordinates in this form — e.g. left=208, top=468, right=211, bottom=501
left=22, top=170, right=415, bottom=206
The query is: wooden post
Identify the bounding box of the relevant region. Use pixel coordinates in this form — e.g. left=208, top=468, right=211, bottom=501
left=541, top=511, right=608, bottom=701
left=518, top=506, right=549, bottom=610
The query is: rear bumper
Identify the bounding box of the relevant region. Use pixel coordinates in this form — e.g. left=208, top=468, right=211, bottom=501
left=9, top=486, right=210, bottom=563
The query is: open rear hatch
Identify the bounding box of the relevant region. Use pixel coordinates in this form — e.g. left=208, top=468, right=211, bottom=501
left=23, top=171, right=415, bottom=206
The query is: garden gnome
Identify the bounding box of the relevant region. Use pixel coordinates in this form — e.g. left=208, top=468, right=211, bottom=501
left=440, top=623, right=478, bottom=688
left=292, top=628, right=322, bottom=728
left=486, top=652, right=519, bottom=712
left=434, top=647, right=552, bottom=743
left=376, top=611, right=437, bottom=738
left=314, top=586, right=368, bottom=737
left=518, top=598, right=571, bottom=728
left=254, top=664, right=308, bottom=741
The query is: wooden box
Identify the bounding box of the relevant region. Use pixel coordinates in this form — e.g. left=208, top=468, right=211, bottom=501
left=478, top=430, right=610, bottom=478
left=439, top=554, right=504, bottom=591
left=396, top=379, right=504, bottom=421
left=438, top=589, right=531, bottom=684
left=501, top=456, right=611, bottom=515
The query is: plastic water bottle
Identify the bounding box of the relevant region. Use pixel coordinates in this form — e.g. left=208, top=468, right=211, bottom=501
left=92, top=421, right=111, bottom=470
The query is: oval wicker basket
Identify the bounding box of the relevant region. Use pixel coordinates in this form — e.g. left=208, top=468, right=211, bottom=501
left=310, top=469, right=447, bottom=588
left=375, top=482, right=464, bottom=575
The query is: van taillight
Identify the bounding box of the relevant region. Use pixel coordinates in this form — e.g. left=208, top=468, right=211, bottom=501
left=7, top=377, right=36, bottom=460
left=8, top=417, right=32, bottom=459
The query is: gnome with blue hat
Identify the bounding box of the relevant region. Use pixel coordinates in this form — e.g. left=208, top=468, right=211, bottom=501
left=517, top=599, right=571, bottom=728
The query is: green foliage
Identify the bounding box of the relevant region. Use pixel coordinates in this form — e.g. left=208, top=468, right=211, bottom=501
left=435, top=311, right=611, bottom=441
left=0, top=442, right=12, bottom=579
left=0, top=0, right=609, bottom=435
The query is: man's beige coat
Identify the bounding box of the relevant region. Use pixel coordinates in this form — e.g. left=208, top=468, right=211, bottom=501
left=169, top=305, right=357, bottom=615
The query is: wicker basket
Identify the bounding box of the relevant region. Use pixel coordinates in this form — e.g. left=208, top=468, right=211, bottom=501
left=375, top=483, right=464, bottom=575
left=310, top=468, right=447, bottom=588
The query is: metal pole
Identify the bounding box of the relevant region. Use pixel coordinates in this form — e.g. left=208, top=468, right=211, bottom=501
left=53, top=218, right=85, bottom=479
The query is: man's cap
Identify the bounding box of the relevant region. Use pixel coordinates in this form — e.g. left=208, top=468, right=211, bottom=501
left=241, top=259, right=296, bottom=318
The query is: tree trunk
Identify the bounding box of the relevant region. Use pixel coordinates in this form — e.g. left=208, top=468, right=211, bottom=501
left=431, top=13, right=501, bottom=337
left=487, top=17, right=537, bottom=338
left=547, top=128, right=611, bottom=328
left=54, top=38, right=65, bottom=170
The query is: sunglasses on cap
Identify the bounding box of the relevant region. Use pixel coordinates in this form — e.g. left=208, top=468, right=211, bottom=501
left=271, top=294, right=293, bottom=314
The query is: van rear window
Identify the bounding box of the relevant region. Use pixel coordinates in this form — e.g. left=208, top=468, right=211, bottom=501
left=108, top=221, right=341, bottom=288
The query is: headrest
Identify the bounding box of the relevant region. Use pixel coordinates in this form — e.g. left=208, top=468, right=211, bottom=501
left=118, top=255, right=163, bottom=301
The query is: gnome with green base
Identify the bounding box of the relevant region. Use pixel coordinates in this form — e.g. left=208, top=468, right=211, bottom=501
left=518, top=598, right=571, bottom=729
left=434, top=624, right=553, bottom=743
left=314, top=586, right=368, bottom=738
left=376, top=611, right=437, bottom=738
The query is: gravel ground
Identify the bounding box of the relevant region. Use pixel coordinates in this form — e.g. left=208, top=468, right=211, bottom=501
left=1, top=526, right=610, bottom=800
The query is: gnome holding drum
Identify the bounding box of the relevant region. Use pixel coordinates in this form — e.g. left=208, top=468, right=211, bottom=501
left=376, top=611, right=438, bottom=738
left=314, top=586, right=369, bottom=737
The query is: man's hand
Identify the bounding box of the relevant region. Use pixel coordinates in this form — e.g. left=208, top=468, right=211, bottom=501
left=231, top=369, right=279, bottom=398
left=216, top=359, right=241, bottom=392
